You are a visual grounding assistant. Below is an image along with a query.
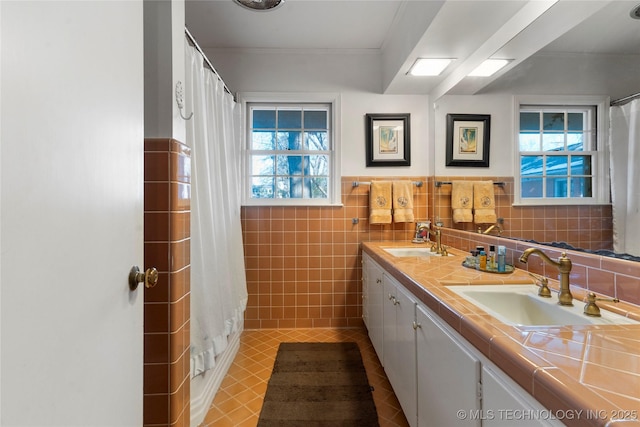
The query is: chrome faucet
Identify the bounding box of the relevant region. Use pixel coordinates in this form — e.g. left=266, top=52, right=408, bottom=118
left=519, top=248, right=573, bottom=306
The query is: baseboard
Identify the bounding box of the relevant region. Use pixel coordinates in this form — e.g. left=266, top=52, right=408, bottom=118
left=190, top=325, right=243, bottom=427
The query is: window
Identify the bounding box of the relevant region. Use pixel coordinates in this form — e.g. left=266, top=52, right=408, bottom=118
left=242, top=95, right=340, bottom=206
left=515, top=97, right=609, bottom=205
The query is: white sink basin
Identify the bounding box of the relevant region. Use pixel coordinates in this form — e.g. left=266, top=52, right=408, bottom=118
left=383, top=247, right=453, bottom=257
left=446, top=284, right=638, bottom=326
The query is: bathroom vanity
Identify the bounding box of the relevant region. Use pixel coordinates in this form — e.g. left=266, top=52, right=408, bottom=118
left=362, top=242, right=640, bottom=427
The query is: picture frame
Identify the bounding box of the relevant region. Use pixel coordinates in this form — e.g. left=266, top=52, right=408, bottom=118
left=365, top=113, right=411, bottom=167
left=445, top=114, right=491, bottom=167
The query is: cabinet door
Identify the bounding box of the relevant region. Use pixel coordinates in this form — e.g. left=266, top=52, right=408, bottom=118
left=363, top=253, right=385, bottom=363
left=362, top=256, right=370, bottom=328
left=383, top=274, right=417, bottom=427
left=392, top=280, right=418, bottom=427
left=482, top=366, right=564, bottom=427
left=416, top=304, right=481, bottom=427
left=383, top=274, right=398, bottom=371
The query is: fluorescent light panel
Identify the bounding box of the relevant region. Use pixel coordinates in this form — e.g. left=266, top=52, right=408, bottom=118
left=468, top=59, right=510, bottom=77
left=408, top=58, right=453, bottom=76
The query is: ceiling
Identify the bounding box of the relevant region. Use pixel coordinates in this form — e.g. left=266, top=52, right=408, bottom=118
left=185, top=0, right=640, bottom=100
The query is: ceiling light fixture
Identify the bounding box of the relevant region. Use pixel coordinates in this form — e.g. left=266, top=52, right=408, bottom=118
left=234, top=0, right=284, bottom=11
left=630, top=3, right=640, bottom=19
left=408, top=58, right=454, bottom=76
left=468, top=59, right=510, bottom=77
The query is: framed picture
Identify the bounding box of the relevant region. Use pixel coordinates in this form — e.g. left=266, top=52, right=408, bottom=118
left=445, top=114, right=491, bottom=167
left=365, top=113, right=411, bottom=167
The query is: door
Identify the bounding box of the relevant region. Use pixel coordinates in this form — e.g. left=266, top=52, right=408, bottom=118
left=1, top=1, right=144, bottom=425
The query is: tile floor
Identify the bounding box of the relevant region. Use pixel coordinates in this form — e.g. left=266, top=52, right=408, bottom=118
left=200, top=327, right=410, bottom=427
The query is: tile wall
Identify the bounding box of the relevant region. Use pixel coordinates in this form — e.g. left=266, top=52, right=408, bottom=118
left=242, top=175, right=618, bottom=329
left=433, top=176, right=613, bottom=251
left=241, top=176, right=430, bottom=329
left=143, top=139, right=191, bottom=427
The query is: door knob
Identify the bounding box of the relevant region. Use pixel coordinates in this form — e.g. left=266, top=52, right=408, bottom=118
left=129, top=266, right=159, bottom=290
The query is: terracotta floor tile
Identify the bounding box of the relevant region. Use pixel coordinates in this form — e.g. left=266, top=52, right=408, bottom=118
left=200, top=327, right=409, bottom=427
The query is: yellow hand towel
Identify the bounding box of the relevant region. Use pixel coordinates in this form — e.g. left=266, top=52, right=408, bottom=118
left=392, top=181, right=414, bottom=223
left=369, top=181, right=392, bottom=224
left=451, top=181, right=473, bottom=223
left=473, top=180, right=497, bottom=224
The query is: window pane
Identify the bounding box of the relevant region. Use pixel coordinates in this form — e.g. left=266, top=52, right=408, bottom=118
left=278, top=110, right=301, bottom=128
left=251, top=177, right=274, bottom=198
left=519, top=132, right=540, bottom=151
left=567, top=112, right=584, bottom=131
left=277, top=155, right=304, bottom=175
left=571, top=155, right=592, bottom=175
left=305, top=131, right=328, bottom=150
left=542, top=133, right=564, bottom=151
left=275, top=177, right=291, bottom=198
left=286, top=177, right=305, bottom=198
left=307, top=177, right=328, bottom=199
left=547, top=177, right=567, bottom=197
left=252, top=155, right=274, bottom=175
left=571, top=177, right=592, bottom=197
left=545, top=156, right=568, bottom=176
left=521, top=177, right=543, bottom=198
left=251, top=131, right=275, bottom=150
left=252, top=109, right=276, bottom=129
left=276, top=131, right=302, bottom=150
left=520, top=112, right=539, bottom=131
left=306, top=155, right=329, bottom=176
left=543, top=112, right=564, bottom=131
left=567, top=132, right=585, bottom=151
left=304, top=110, right=327, bottom=129
left=521, top=155, right=542, bottom=176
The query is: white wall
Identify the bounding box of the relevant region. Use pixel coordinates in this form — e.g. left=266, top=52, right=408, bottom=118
left=144, top=0, right=186, bottom=141
left=207, top=49, right=431, bottom=177
left=434, top=94, right=514, bottom=177
left=341, top=93, right=429, bottom=177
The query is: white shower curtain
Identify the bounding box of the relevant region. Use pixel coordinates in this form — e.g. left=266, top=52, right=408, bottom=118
left=609, top=98, right=640, bottom=256
left=185, top=42, right=248, bottom=377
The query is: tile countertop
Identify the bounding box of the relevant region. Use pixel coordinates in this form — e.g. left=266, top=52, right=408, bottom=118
left=362, top=241, right=640, bottom=427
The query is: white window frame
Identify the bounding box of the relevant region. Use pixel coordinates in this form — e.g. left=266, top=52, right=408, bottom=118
left=513, top=95, right=610, bottom=206
left=238, top=92, right=342, bottom=206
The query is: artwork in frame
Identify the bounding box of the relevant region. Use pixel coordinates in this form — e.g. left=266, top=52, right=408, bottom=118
left=445, top=113, right=491, bottom=167
left=365, top=113, right=411, bottom=167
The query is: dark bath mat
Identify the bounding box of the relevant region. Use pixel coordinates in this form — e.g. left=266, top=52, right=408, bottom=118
left=257, top=342, right=380, bottom=427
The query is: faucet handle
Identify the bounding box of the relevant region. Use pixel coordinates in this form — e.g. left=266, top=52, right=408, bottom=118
left=528, top=272, right=552, bottom=298
left=583, top=292, right=619, bottom=317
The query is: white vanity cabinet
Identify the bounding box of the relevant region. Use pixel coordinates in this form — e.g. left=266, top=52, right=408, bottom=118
left=383, top=273, right=418, bottom=427
left=362, top=253, right=385, bottom=363
left=362, top=252, right=564, bottom=427
left=416, top=304, right=482, bottom=427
